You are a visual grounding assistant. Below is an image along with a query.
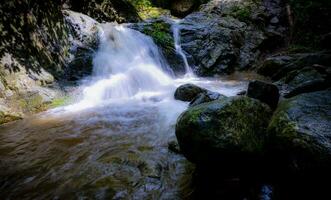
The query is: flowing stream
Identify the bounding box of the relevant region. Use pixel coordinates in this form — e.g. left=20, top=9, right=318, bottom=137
left=0, top=23, right=249, bottom=199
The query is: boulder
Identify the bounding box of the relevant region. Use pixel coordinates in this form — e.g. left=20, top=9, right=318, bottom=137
left=267, top=89, right=331, bottom=176
left=189, top=91, right=225, bottom=107
left=63, top=10, right=100, bottom=80
left=258, top=53, right=331, bottom=81
left=247, top=80, right=279, bottom=110
left=176, top=96, right=272, bottom=169
left=178, top=0, right=286, bottom=75
left=174, top=84, right=208, bottom=101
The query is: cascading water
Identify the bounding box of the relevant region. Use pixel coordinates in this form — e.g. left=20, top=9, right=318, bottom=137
left=68, top=23, right=178, bottom=111
left=172, top=21, right=194, bottom=77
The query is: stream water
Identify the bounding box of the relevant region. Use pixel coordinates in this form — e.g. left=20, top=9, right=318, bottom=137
left=0, top=23, right=250, bottom=199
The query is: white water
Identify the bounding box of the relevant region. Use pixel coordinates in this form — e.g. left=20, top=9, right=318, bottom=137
left=172, top=21, right=194, bottom=77
left=57, top=23, right=246, bottom=123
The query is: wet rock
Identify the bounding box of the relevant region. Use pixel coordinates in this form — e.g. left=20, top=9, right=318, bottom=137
left=258, top=55, right=295, bottom=77
left=63, top=10, right=100, bottom=80
left=179, top=0, right=286, bottom=75
left=176, top=96, right=272, bottom=170
left=189, top=91, right=225, bottom=107
left=168, top=140, right=181, bottom=153
left=237, top=90, right=247, bottom=96
left=279, top=67, right=331, bottom=98
left=174, top=84, right=208, bottom=102
left=247, top=80, right=279, bottom=110
left=258, top=53, right=331, bottom=81
left=131, top=19, right=186, bottom=75
left=267, top=89, right=331, bottom=176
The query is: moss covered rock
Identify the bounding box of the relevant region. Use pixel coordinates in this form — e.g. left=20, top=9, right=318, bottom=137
left=176, top=96, right=272, bottom=169
left=132, top=19, right=187, bottom=74
left=267, top=89, right=331, bottom=175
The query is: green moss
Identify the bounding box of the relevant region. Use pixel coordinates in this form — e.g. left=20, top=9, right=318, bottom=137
left=50, top=96, right=72, bottom=108
left=128, top=0, right=169, bottom=20
left=141, top=21, right=174, bottom=54
left=230, top=5, right=252, bottom=23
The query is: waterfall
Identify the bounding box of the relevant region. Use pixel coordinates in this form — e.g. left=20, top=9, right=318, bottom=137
left=68, top=23, right=177, bottom=110
left=172, top=21, right=194, bottom=77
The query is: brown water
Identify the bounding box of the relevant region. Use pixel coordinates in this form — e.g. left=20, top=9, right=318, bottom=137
left=0, top=77, right=249, bottom=199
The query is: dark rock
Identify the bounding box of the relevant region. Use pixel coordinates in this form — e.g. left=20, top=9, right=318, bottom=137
left=174, top=84, right=208, bottom=101
left=178, top=0, right=286, bottom=75
left=176, top=96, right=272, bottom=169
left=321, top=32, right=331, bottom=50
left=277, top=66, right=331, bottom=98
left=189, top=91, right=225, bottom=107
left=267, top=89, right=331, bottom=176
left=258, top=55, right=295, bottom=77
left=259, top=53, right=331, bottom=81
left=247, top=80, right=280, bottom=109
left=237, top=90, right=247, bottom=96
left=168, top=140, right=181, bottom=153
left=284, top=80, right=331, bottom=98
left=64, top=0, right=140, bottom=23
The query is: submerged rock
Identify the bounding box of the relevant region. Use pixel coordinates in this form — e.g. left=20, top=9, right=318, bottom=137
left=247, top=80, right=279, bottom=110
left=267, top=89, right=331, bottom=176
left=176, top=96, right=272, bottom=170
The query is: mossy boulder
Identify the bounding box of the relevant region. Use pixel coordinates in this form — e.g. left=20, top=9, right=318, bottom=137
left=176, top=96, right=272, bottom=170
left=267, top=89, right=331, bottom=176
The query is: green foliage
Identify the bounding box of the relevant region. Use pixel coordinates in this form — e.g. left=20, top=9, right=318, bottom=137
left=128, top=0, right=169, bottom=19
left=230, top=5, right=252, bottom=24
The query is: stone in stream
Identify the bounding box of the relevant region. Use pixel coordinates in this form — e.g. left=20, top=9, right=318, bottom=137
left=174, top=83, right=208, bottom=102
left=189, top=91, right=226, bottom=107
left=176, top=96, right=272, bottom=172
left=266, top=89, right=331, bottom=177
left=247, top=80, right=280, bottom=110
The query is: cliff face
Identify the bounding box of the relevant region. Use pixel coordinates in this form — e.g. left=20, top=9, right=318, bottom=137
left=0, top=0, right=72, bottom=123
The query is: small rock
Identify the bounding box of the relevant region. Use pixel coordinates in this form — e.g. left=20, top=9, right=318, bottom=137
left=168, top=140, right=181, bottom=154
left=247, top=80, right=280, bottom=110
left=270, top=17, right=279, bottom=24
left=174, top=84, right=207, bottom=102
left=237, top=90, right=247, bottom=96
